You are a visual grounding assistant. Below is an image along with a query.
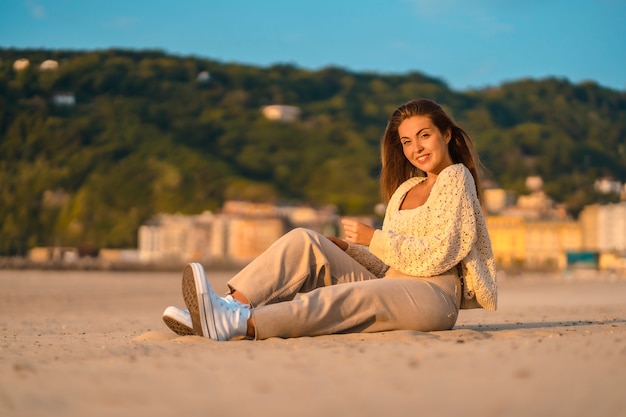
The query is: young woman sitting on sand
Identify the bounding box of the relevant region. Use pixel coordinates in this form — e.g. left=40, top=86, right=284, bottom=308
left=162, top=98, right=497, bottom=341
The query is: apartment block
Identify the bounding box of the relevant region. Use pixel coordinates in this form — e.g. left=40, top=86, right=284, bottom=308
left=137, top=201, right=339, bottom=266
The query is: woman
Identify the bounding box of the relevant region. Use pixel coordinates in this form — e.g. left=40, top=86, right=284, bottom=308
left=162, top=98, right=497, bottom=341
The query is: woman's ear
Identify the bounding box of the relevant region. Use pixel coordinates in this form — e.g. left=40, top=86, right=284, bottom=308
left=445, top=129, right=452, bottom=144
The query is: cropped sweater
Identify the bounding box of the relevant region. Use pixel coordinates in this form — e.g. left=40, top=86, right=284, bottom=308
left=345, top=163, right=497, bottom=310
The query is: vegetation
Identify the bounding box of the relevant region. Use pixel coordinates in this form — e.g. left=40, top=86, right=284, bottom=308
left=1, top=48, right=625, bottom=254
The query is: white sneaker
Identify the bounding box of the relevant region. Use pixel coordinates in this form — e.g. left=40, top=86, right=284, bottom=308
left=162, top=306, right=194, bottom=336
left=162, top=296, right=247, bottom=337
left=182, top=263, right=251, bottom=341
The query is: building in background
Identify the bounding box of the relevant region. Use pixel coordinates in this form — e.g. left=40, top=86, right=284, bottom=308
left=39, top=59, right=59, bottom=71
left=578, top=202, right=626, bottom=272
left=52, top=92, right=76, bottom=106
left=137, top=201, right=339, bottom=266
left=261, top=105, right=301, bottom=122
left=485, top=215, right=526, bottom=269
left=13, top=58, right=29, bottom=71
left=485, top=176, right=624, bottom=273
left=524, top=220, right=582, bottom=270
left=138, top=211, right=215, bottom=264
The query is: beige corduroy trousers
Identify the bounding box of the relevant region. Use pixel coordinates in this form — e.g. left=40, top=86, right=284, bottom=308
left=226, top=228, right=461, bottom=340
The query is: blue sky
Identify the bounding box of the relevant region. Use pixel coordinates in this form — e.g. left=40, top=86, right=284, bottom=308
left=2, top=0, right=625, bottom=91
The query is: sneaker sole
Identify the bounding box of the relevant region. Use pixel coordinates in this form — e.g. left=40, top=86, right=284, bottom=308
left=162, top=314, right=194, bottom=336
left=182, top=263, right=217, bottom=339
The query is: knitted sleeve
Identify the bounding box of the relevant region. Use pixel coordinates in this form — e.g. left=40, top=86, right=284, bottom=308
left=345, top=243, right=389, bottom=278
left=369, top=165, right=478, bottom=277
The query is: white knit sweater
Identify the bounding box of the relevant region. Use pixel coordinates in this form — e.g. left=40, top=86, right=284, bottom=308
left=346, top=164, right=497, bottom=310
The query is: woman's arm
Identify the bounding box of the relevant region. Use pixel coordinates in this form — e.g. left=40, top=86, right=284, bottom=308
left=345, top=243, right=389, bottom=277
left=326, top=236, right=389, bottom=277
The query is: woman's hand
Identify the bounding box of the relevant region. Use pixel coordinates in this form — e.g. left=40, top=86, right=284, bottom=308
left=326, top=236, right=349, bottom=251
left=341, top=218, right=375, bottom=247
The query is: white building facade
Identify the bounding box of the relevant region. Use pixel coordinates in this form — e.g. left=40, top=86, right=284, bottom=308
left=597, top=202, right=626, bottom=252
left=137, top=201, right=342, bottom=266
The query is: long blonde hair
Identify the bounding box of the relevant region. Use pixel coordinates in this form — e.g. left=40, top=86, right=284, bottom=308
left=380, top=99, right=484, bottom=203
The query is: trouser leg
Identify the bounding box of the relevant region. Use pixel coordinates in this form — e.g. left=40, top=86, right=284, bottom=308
left=252, top=270, right=461, bottom=339
left=226, top=228, right=378, bottom=307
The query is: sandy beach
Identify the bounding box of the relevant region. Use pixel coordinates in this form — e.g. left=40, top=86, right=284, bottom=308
left=1, top=268, right=625, bottom=417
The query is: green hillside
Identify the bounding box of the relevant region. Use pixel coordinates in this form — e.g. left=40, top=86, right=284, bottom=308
left=1, top=48, right=625, bottom=254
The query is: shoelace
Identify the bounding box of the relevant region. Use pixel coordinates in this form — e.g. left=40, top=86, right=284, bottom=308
left=216, top=296, right=249, bottom=317
left=224, top=294, right=250, bottom=309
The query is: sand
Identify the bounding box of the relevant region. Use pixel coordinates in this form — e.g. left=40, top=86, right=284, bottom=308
left=1, top=268, right=625, bottom=417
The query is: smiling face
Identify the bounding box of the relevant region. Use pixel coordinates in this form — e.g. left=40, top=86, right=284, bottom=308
left=398, top=115, right=453, bottom=177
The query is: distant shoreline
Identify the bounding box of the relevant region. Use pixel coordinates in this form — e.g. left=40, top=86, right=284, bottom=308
left=1, top=256, right=623, bottom=283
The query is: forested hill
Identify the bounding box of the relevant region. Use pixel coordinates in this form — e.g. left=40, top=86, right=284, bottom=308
left=1, top=48, right=625, bottom=254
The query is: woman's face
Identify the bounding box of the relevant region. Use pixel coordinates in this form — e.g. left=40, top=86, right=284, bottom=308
left=398, top=115, right=453, bottom=176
